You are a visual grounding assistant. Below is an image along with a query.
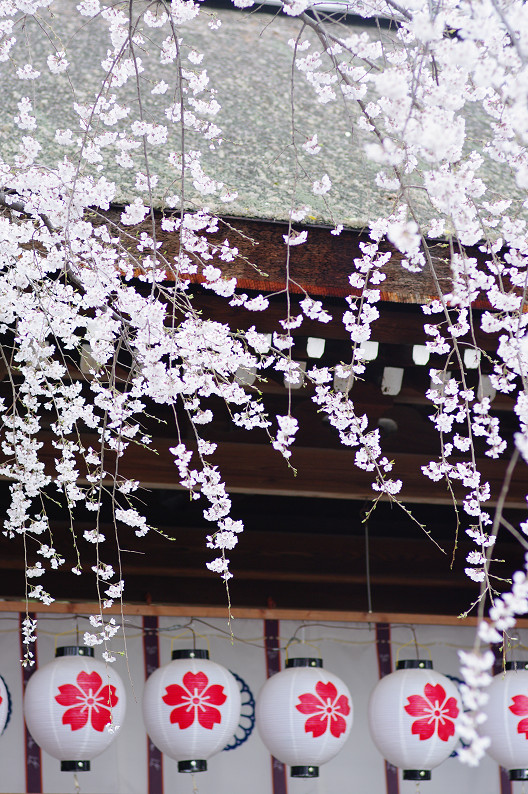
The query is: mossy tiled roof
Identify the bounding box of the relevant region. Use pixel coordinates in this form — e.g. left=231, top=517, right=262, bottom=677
left=0, top=1, right=521, bottom=230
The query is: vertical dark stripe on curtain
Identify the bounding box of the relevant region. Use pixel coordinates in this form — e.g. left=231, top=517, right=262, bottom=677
left=264, top=619, right=287, bottom=794
left=20, top=612, right=42, bottom=794
left=143, top=615, right=163, bottom=794
left=375, top=623, right=400, bottom=794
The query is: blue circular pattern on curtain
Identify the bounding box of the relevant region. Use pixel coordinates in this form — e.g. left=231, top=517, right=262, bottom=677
left=223, top=671, right=255, bottom=751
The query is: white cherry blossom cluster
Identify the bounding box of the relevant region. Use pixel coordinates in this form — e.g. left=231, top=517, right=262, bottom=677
left=83, top=616, right=120, bottom=663
left=270, top=0, right=528, bottom=764
left=1, top=0, right=528, bottom=766
left=0, top=0, right=256, bottom=604
left=20, top=616, right=38, bottom=667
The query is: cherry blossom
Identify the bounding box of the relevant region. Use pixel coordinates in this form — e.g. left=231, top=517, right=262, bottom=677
left=296, top=680, right=350, bottom=738
left=55, top=671, right=118, bottom=731
left=0, top=0, right=528, bottom=766
left=405, top=683, right=459, bottom=742
left=163, top=672, right=226, bottom=729
left=510, top=695, right=528, bottom=739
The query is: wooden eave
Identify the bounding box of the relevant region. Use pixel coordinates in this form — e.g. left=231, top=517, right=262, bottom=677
left=106, top=209, right=505, bottom=308
left=0, top=211, right=524, bottom=618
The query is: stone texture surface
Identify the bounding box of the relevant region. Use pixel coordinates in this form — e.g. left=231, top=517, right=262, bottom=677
left=0, top=1, right=522, bottom=229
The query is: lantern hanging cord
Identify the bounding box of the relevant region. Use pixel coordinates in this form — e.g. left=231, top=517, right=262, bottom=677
left=361, top=505, right=373, bottom=615
left=412, top=626, right=420, bottom=660
left=73, top=773, right=81, bottom=794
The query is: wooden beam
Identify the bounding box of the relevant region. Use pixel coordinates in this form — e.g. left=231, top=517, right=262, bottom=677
left=0, top=531, right=490, bottom=590
left=1, top=509, right=520, bottom=614
left=105, top=211, right=500, bottom=308
left=3, top=432, right=524, bottom=507
left=191, top=290, right=501, bottom=352
left=2, top=599, right=527, bottom=628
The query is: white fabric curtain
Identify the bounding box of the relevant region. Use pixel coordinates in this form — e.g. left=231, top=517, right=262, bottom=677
left=0, top=612, right=518, bottom=794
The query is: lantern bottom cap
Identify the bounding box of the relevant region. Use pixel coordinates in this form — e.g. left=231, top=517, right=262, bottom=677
left=291, top=766, right=319, bottom=778
left=510, top=769, right=528, bottom=781
left=403, top=770, right=431, bottom=781
left=61, top=761, right=90, bottom=772
left=178, top=760, right=207, bottom=773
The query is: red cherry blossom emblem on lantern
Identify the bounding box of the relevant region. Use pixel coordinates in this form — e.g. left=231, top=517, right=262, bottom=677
left=163, top=671, right=227, bottom=730
left=404, top=683, right=459, bottom=742
left=55, top=671, right=118, bottom=732
left=509, top=695, right=528, bottom=738
left=296, top=680, right=351, bottom=738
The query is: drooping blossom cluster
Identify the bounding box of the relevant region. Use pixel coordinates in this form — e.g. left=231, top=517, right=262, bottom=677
left=273, top=0, right=528, bottom=764
left=0, top=0, right=527, bottom=766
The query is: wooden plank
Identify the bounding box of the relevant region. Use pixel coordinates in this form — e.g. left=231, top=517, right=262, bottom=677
left=3, top=432, right=524, bottom=506
left=0, top=553, right=479, bottom=590
left=191, top=290, right=501, bottom=351
left=2, top=599, right=527, bottom=628
left=105, top=212, right=502, bottom=308
left=0, top=512, right=520, bottom=614
left=1, top=522, right=493, bottom=584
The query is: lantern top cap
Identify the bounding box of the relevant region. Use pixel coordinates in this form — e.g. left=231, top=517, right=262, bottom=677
left=171, top=649, right=209, bottom=660
left=505, top=661, right=528, bottom=671
left=397, top=659, right=433, bottom=670
left=286, top=657, right=323, bottom=669
left=55, top=646, right=94, bottom=658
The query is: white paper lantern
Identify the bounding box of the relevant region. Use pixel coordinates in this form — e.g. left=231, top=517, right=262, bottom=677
left=142, top=649, right=241, bottom=773
left=256, top=657, right=353, bottom=778
left=368, top=660, right=460, bottom=781
left=24, top=646, right=126, bottom=772
left=483, top=660, right=528, bottom=781
left=0, top=674, right=11, bottom=736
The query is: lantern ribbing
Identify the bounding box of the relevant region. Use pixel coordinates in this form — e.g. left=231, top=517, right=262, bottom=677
left=142, top=648, right=241, bottom=773
left=256, top=656, right=353, bottom=778
left=368, top=659, right=460, bottom=780
left=23, top=646, right=126, bottom=772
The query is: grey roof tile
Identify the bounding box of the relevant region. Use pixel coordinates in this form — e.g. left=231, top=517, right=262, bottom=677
left=0, top=1, right=523, bottom=230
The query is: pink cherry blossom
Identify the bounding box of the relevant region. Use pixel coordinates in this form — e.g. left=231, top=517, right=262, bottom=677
left=163, top=672, right=226, bottom=729
left=509, top=695, right=528, bottom=738
left=55, top=671, right=118, bottom=732
left=405, top=683, right=459, bottom=742
left=296, top=680, right=350, bottom=738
